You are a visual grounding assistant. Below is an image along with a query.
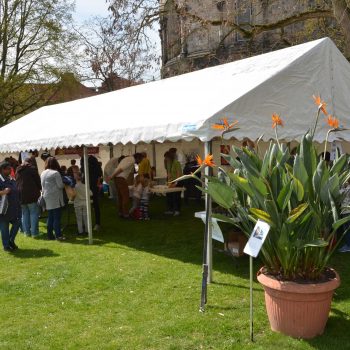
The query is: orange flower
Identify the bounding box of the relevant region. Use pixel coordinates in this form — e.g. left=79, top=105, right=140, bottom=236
left=327, top=115, right=339, bottom=129
left=203, top=154, right=215, bottom=167
left=272, top=113, right=283, bottom=129
left=196, top=154, right=215, bottom=167
left=212, top=118, right=239, bottom=131
left=196, top=155, right=203, bottom=166
left=313, top=95, right=328, bottom=115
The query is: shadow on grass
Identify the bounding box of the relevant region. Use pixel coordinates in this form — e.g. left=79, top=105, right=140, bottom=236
left=11, top=248, right=59, bottom=259
left=211, top=280, right=262, bottom=292
left=34, top=197, right=273, bottom=282
left=306, top=308, right=350, bottom=349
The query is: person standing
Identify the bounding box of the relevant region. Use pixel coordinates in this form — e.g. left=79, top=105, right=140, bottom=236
left=67, top=159, right=80, bottom=178
left=108, top=153, right=143, bottom=219
left=41, top=157, right=65, bottom=241
left=138, top=152, right=152, bottom=180
left=30, top=150, right=39, bottom=169
left=80, top=154, right=103, bottom=231
left=165, top=149, right=183, bottom=216
left=0, top=161, right=21, bottom=251
left=71, top=172, right=92, bottom=236
left=16, top=158, right=41, bottom=237
left=104, top=157, right=120, bottom=200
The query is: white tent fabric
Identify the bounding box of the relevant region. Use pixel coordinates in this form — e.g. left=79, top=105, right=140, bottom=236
left=0, top=37, right=349, bottom=152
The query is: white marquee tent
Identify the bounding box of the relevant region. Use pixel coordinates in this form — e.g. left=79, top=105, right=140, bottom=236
left=0, top=37, right=349, bottom=154
left=0, top=37, right=349, bottom=283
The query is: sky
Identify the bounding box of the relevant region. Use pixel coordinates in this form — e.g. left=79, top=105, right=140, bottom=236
left=73, top=0, right=109, bottom=23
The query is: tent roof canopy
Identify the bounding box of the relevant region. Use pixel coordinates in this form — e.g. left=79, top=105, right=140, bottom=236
left=0, top=37, right=349, bottom=153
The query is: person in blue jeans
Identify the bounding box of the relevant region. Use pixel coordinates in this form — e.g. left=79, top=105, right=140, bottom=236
left=15, top=157, right=41, bottom=237
left=0, top=161, right=21, bottom=252
left=40, top=157, right=65, bottom=241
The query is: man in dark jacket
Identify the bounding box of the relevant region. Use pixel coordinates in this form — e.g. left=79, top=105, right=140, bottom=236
left=0, top=161, right=21, bottom=251
left=15, top=158, right=41, bottom=237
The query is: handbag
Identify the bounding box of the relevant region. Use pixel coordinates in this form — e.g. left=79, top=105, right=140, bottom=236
left=37, top=195, right=46, bottom=212
left=0, top=194, right=8, bottom=215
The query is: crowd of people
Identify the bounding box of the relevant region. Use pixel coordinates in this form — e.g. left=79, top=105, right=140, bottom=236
left=0, top=151, right=103, bottom=251
left=0, top=147, right=200, bottom=252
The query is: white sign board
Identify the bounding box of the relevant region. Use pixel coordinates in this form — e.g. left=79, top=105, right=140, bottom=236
left=194, top=211, right=225, bottom=243
left=244, top=220, right=270, bottom=258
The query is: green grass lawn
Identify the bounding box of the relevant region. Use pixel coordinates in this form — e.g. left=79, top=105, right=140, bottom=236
left=1, top=196, right=350, bottom=349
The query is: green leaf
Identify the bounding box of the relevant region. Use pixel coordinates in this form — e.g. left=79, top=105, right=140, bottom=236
left=261, top=142, right=273, bottom=177
left=206, top=182, right=235, bottom=209
left=221, top=152, right=241, bottom=170
left=269, top=143, right=278, bottom=169
left=303, top=239, right=328, bottom=248
left=330, top=154, right=347, bottom=176
left=332, top=215, right=350, bottom=231
left=233, top=146, right=260, bottom=178
left=292, top=176, right=304, bottom=201
left=228, top=173, right=255, bottom=198
left=246, top=174, right=268, bottom=196
left=300, top=133, right=317, bottom=177
left=211, top=213, right=238, bottom=225
left=249, top=208, right=272, bottom=225
left=277, top=181, right=292, bottom=210
left=293, top=155, right=308, bottom=187
left=286, top=203, right=308, bottom=223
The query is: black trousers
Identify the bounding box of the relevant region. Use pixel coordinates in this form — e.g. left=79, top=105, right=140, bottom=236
left=166, top=192, right=181, bottom=212
left=91, top=185, right=101, bottom=225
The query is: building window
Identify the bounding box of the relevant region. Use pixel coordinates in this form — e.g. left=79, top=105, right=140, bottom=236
left=235, top=0, right=252, bottom=42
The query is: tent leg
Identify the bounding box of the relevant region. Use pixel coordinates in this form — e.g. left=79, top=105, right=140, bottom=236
left=199, top=140, right=213, bottom=312
left=83, top=146, right=93, bottom=245
left=109, top=143, right=114, bottom=159
left=205, top=141, right=213, bottom=283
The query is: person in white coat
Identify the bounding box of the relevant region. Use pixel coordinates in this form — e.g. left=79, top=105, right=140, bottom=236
left=41, top=157, right=65, bottom=240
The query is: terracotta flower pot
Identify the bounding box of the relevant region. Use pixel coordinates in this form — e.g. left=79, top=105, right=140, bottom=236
left=257, top=267, right=340, bottom=339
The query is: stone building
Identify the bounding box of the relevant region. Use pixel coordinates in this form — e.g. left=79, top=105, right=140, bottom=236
left=160, top=0, right=340, bottom=78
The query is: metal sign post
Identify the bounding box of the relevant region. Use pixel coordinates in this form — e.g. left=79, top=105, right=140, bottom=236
left=250, top=255, right=254, bottom=342
left=243, top=220, right=271, bottom=342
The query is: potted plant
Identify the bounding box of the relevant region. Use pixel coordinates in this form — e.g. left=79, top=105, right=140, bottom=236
left=179, top=98, right=350, bottom=338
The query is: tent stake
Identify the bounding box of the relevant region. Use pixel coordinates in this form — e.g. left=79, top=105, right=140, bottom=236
left=83, top=146, right=93, bottom=245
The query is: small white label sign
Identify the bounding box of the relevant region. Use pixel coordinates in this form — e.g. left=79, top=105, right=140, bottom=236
left=243, top=220, right=270, bottom=258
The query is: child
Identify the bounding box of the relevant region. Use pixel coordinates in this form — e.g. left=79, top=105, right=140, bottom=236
left=71, top=172, right=92, bottom=235
left=129, top=175, right=143, bottom=219
left=140, top=177, right=151, bottom=220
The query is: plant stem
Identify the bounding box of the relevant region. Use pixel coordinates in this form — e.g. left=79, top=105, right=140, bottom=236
left=324, top=129, right=332, bottom=160
left=311, top=110, right=321, bottom=139
left=274, top=126, right=281, bottom=148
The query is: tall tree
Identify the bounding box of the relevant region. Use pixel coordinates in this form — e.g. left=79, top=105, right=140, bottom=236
left=77, top=15, right=158, bottom=91
left=0, top=0, right=77, bottom=126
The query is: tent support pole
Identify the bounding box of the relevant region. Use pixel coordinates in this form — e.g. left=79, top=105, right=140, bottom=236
left=152, top=141, right=157, bottom=168
left=205, top=141, right=213, bottom=283
left=199, top=140, right=213, bottom=312
left=83, top=146, right=93, bottom=245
